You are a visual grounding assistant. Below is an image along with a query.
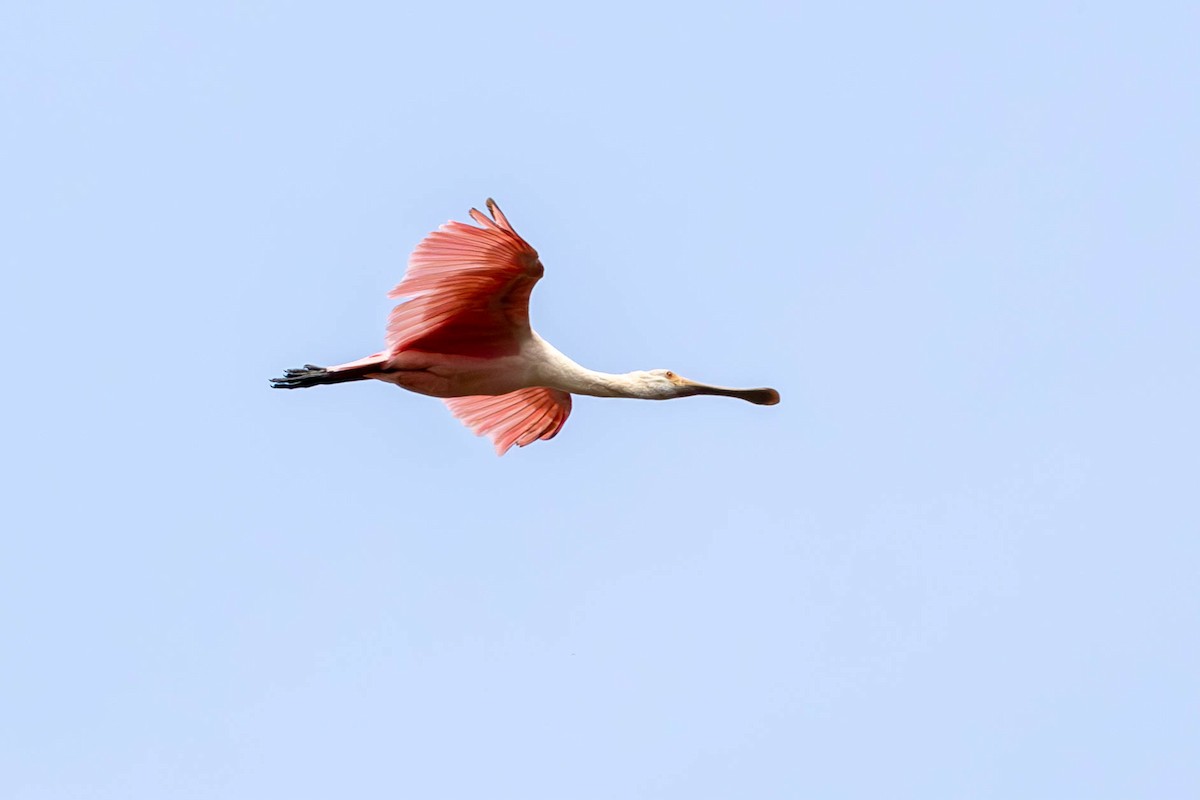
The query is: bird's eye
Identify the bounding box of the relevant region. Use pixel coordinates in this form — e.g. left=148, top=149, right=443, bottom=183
left=665, top=371, right=676, bottom=379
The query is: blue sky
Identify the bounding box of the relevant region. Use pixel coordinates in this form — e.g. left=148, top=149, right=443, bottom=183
left=3, top=2, right=1198, bottom=798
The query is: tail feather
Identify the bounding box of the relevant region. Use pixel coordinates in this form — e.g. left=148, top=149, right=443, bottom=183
left=270, top=364, right=371, bottom=389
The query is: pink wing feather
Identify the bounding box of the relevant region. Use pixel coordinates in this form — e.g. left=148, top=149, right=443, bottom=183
left=387, top=198, right=542, bottom=358
left=445, top=388, right=572, bottom=455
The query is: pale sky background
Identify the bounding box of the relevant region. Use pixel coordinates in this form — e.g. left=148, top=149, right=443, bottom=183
left=3, top=2, right=1198, bottom=798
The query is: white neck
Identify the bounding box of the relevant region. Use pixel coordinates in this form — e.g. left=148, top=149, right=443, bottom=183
left=527, top=336, right=652, bottom=399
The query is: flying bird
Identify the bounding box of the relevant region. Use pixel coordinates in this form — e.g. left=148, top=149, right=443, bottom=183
left=271, top=199, right=779, bottom=454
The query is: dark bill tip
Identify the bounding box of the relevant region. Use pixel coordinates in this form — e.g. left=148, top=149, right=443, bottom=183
left=746, top=387, right=781, bottom=406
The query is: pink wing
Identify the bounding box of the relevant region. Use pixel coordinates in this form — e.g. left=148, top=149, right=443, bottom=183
left=387, top=199, right=542, bottom=359
left=444, top=388, right=572, bottom=455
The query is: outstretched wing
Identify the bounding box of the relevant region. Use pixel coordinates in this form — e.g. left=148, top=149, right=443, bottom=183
left=444, top=388, right=572, bottom=456
left=387, top=199, right=542, bottom=358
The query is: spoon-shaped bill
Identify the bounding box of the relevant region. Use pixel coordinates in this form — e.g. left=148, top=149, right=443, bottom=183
left=679, top=378, right=780, bottom=405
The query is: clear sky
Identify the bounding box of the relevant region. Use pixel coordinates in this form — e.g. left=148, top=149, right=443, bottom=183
left=3, top=2, right=1198, bottom=798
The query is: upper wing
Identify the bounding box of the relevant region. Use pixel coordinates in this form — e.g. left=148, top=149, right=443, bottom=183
left=444, top=388, right=572, bottom=456
left=387, top=199, right=542, bottom=358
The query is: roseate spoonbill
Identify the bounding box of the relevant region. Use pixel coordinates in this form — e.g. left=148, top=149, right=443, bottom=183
left=271, top=199, right=779, bottom=454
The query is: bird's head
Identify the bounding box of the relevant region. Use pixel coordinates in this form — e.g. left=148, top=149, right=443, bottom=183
left=632, top=369, right=781, bottom=405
